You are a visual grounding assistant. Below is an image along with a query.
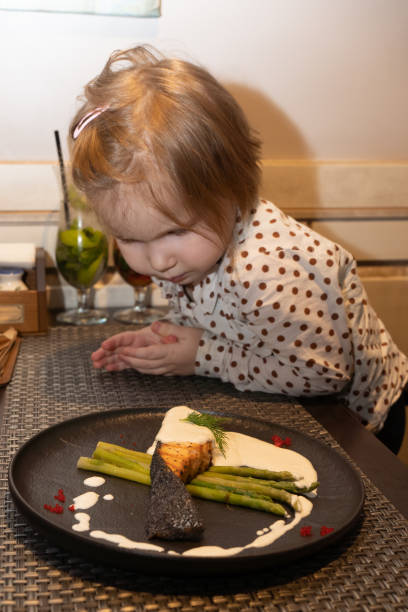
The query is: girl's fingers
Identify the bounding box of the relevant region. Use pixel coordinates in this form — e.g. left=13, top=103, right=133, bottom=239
left=122, top=344, right=171, bottom=361
left=151, top=320, right=180, bottom=340
left=160, top=334, right=178, bottom=344
left=91, top=348, right=106, bottom=360
left=100, top=327, right=158, bottom=350
left=101, top=334, right=138, bottom=350
left=92, top=350, right=128, bottom=370
left=120, top=352, right=173, bottom=373
left=128, top=364, right=174, bottom=375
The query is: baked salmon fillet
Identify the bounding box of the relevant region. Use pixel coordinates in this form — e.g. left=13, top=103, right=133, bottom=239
left=146, top=442, right=204, bottom=541
left=157, top=440, right=212, bottom=483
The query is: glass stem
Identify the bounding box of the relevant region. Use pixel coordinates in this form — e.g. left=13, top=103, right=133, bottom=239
left=133, top=287, right=148, bottom=312
left=77, top=288, right=92, bottom=312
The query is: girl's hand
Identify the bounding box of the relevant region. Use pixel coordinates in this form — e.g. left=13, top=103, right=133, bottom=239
left=107, top=320, right=203, bottom=376
left=91, top=325, right=169, bottom=371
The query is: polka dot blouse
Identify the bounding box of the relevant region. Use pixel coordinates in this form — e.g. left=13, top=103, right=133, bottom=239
left=156, top=200, right=408, bottom=432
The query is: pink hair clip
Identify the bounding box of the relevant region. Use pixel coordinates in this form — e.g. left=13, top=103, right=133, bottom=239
left=72, top=106, right=109, bottom=139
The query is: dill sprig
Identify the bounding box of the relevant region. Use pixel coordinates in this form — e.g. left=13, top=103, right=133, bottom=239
left=182, top=411, right=228, bottom=457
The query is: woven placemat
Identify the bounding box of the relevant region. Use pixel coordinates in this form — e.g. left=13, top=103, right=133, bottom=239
left=1, top=324, right=407, bottom=611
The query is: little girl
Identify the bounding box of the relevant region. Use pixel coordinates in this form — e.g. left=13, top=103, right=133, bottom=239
left=70, top=45, right=407, bottom=452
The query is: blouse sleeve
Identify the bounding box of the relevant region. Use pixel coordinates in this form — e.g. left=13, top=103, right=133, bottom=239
left=194, top=249, right=354, bottom=397
left=154, top=281, right=190, bottom=326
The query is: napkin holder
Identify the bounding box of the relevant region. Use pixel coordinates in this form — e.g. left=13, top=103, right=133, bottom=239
left=0, top=248, right=48, bottom=334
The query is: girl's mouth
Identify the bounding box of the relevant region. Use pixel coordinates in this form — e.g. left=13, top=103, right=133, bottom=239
left=168, top=274, right=186, bottom=283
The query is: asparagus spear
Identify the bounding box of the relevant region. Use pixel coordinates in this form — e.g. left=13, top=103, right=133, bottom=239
left=202, top=471, right=318, bottom=494
left=95, top=442, right=151, bottom=465
left=208, top=465, right=297, bottom=481
left=192, top=474, right=301, bottom=511
left=92, top=447, right=150, bottom=474
left=77, top=457, right=150, bottom=485
left=77, top=456, right=287, bottom=516
left=186, top=484, right=287, bottom=516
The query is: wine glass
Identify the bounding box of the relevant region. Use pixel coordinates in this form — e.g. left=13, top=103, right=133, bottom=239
left=55, top=187, right=109, bottom=325
left=113, top=241, right=161, bottom=325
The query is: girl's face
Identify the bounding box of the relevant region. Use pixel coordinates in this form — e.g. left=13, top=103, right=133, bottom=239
left=106, top=190, right=233, bottom=286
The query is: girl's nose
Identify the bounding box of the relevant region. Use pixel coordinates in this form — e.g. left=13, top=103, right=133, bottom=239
left=148, top=245, right=176, bottom=273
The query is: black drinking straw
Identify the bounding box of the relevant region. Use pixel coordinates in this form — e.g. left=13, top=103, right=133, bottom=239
left=54, top=130, right=71, bottom=226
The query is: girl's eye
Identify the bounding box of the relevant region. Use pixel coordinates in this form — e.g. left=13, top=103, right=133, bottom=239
left=169, top=229, right=187, bottom=237
left=117, top=237, right=138, bottom=244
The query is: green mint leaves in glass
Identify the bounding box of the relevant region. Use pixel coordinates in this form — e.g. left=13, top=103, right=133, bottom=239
left=56, top=186, right=109, bottom=325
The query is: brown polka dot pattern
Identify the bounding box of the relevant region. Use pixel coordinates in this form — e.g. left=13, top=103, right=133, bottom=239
left=154, top=199, right=408, bottom=431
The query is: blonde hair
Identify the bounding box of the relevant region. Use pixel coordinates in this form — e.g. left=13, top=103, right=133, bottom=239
left=70, top=45, right=262, bottom=242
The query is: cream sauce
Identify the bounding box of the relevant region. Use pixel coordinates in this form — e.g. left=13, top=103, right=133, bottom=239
left=84, top=497, right=313, bottom=556
left=72, top=512, right=91, bottom=532
left=147, top=405, right=213, bottom=449
left=214, top=432, right=316, bottom=488
left=183, top=497, right=313, bottom=557
left=148, top=406, right=318, bottom=488
left=89, top=530, right=165, bottom=552
left=73, top=491, right=100, bottom=510
left=83, top=476, right=105, bottom=487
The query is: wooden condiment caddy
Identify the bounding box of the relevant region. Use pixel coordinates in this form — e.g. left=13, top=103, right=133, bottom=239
left=0, top=248, right=48, bottom=334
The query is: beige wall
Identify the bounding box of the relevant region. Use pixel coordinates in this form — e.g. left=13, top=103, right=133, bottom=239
left=1, top=0, right=407, bottom=164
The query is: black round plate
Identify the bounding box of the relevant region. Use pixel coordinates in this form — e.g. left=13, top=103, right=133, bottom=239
left=8, top=408, right=364, bottom=575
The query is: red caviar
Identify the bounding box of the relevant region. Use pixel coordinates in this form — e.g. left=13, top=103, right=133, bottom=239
left=271, top=434, right=292, bottom=447
left=44, top=487, right=69, bottom=514
left=43, top=503, right=64, bottom=514
left=68, top=504, right=75, bottom=512
left=300, top=525, right=313, bottom=537
left=300, top=525, right=335, bottom=537
left=320, top=526, right=334, bottom=536
left=54, top=488, right=65, bottom=503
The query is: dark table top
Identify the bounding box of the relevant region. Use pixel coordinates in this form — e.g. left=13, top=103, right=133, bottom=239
left=303, top=397, right=408, bottom=519
left=1, top=323, right=407, bottom=610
